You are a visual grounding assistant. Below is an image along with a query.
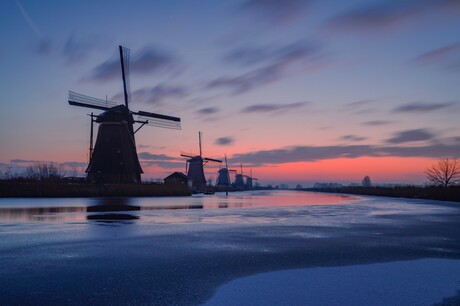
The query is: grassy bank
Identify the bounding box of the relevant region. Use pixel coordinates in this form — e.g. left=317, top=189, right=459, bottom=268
left=0, top=180, right=191, bottom=197
left=302, top=185, right=460, bottom=203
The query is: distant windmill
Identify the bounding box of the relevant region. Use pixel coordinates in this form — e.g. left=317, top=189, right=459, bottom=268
left=216, top=154, right=236, bottom=187
left=181, top=132, right=221, bottom=191
left=68, top=45, right=181, bottom=183
left=245, top=169, right=258, bottom=190
left=234, top=163, right=246, bottom=189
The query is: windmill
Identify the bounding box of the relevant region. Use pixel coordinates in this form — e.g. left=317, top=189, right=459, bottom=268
left=68, top=45, right=181, bottom=183
left=245, top=169, right=258, bottom=190
left=234, top=163, right=246, bottom=189
left=215, top=154, right=237, bottom=187
left=180, top=132, right=221, bottom=191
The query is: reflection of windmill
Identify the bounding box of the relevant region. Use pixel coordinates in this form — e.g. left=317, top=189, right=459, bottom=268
left=68, top=45, right=181, bottom=183
left=180, top=132, right=221, bottom=191
left=216, top=155, right=236, bottom=186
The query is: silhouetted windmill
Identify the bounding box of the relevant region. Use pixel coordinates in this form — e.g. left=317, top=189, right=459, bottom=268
left=234, top=163, right=246, bottom=190
left=216, top=155, right=237, bottom=187
left=181, top=131, right=221, bottom=191
left=245, top=169, right=258, bottom=190
left=68, top=45, right=181, bottom=183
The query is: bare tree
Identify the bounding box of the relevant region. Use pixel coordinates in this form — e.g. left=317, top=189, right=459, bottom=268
left=362, top=176, right=372, bottom=187
left=425, top=158, right=460, bottom=187
left=25, top=162, right=65, bottom=181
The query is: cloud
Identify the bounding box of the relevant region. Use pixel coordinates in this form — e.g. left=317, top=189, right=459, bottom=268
left=385, top=129, right=434, bottom=144
left=11, top=159, right=51, bottom=164
left=362, top=120, right=393, bottom=126
left=412, top=43, right=460, bottom=63
left=241, top=102, right=307, bottom=114
left=62, top=33, right=108, bottom=64
left=215, top=137, right=234, bottom=146
left=341, top=99, right=378, bottom=114
left=344, top=99, right=376, bottom=108
left=208, top=42, right=324, bottom=94
left=327, top=0, right=460, bottom=31
left=141, top=160, right=185, bottom=169
left=239, top=0, right=312, bottom=25
left=138, top=153, right=186, bottom=169
left=230, top=141, right=460, bottom=166
left=133, top=85, right=187, bottom=105
left=410, top=43, right=460, bottom=71
left=195, top=107, right=220, bottom=115
left=88, top=46, right=180, bottom=82
left=223, top=46, right=274, bottom=66
left=206, top=65, right=282, bottom=94
left=113, top=84, right=188, bottom=105
left=60, top=161, right=87, bottom=168
left=340, top=135, right=367, bottom=142
left=35, top=39, right=54, bottom=55
left=138, top=152, right=178, bottom=161
left=223, top=41, right=319, bottom=67
left=393, top=101, right=458, bottom=113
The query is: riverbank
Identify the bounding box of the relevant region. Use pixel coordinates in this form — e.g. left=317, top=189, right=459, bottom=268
left=302, top=185, right=460, bottom=203
left=0, top=180, right=191, bottom=197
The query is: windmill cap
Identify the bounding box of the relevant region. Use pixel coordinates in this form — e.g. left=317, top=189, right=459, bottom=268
left=96, top=105, right=134, bottom=124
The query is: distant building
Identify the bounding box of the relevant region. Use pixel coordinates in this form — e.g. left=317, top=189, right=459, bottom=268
left=164, top=172, right=190, bottom=187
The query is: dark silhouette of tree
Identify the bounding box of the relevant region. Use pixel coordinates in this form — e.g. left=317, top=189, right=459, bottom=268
left=25, top=162, right=65, bottom=181
left=362, top=176, right=372, bottom=187
left=425, top=158, right=460, bottom=187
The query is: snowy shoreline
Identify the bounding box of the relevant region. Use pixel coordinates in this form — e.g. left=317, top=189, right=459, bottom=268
left=204, top=258, right=460, bottom=306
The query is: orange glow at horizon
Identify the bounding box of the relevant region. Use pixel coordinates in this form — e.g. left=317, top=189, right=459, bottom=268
left=141, top=156, right=437, bottom=184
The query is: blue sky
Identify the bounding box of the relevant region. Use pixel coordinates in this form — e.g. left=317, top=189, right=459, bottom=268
left=1, top=0, right=459, bottom=185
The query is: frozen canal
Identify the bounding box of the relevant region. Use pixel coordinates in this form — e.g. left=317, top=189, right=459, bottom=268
left=1, top=190, right=459, bottom=305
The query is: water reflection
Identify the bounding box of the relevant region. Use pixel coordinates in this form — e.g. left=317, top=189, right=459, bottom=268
left=0, top=191, right=357, bottom=224
left=87, top=198, right=140, bottom=222
left=87, top=213, right=139, bottom=221
left=0, top=206, right=86, bottom=222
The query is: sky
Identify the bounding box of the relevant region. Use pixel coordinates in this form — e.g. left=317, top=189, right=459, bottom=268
left=0, top=0, right=459, bottom=186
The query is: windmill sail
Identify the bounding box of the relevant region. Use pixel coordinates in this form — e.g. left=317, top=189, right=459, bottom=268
left=133, top=110, right=181, bottom=130
left=119, top=45, right=131, bottom=107
left=68, top=91, right=118, bottom=111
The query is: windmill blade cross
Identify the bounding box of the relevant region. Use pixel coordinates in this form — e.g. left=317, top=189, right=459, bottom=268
left=68, top=91, right=119, bottom=111
left=180, top=151, right=196, bottom=158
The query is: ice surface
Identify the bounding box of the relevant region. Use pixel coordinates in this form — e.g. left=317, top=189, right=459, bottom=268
left=204, top=259, right=460, bottom=306
left=0, top=191, right=459, bottom=305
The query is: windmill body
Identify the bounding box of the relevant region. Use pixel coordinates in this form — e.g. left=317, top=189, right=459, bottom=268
left=216, top=168, right=231, bottom=186
left=244, top=176, right=253, bottom=189
left=234, top=174, right=245, bottom=188
left=216, top=156, right=236, bottom=187
left=186, top=156, right=207, bottom=190
left=234, top=163, right=245, bottom=189
left=68, top=46, right=180, bottom=183
left=86, top=105, right=142, bottom=183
